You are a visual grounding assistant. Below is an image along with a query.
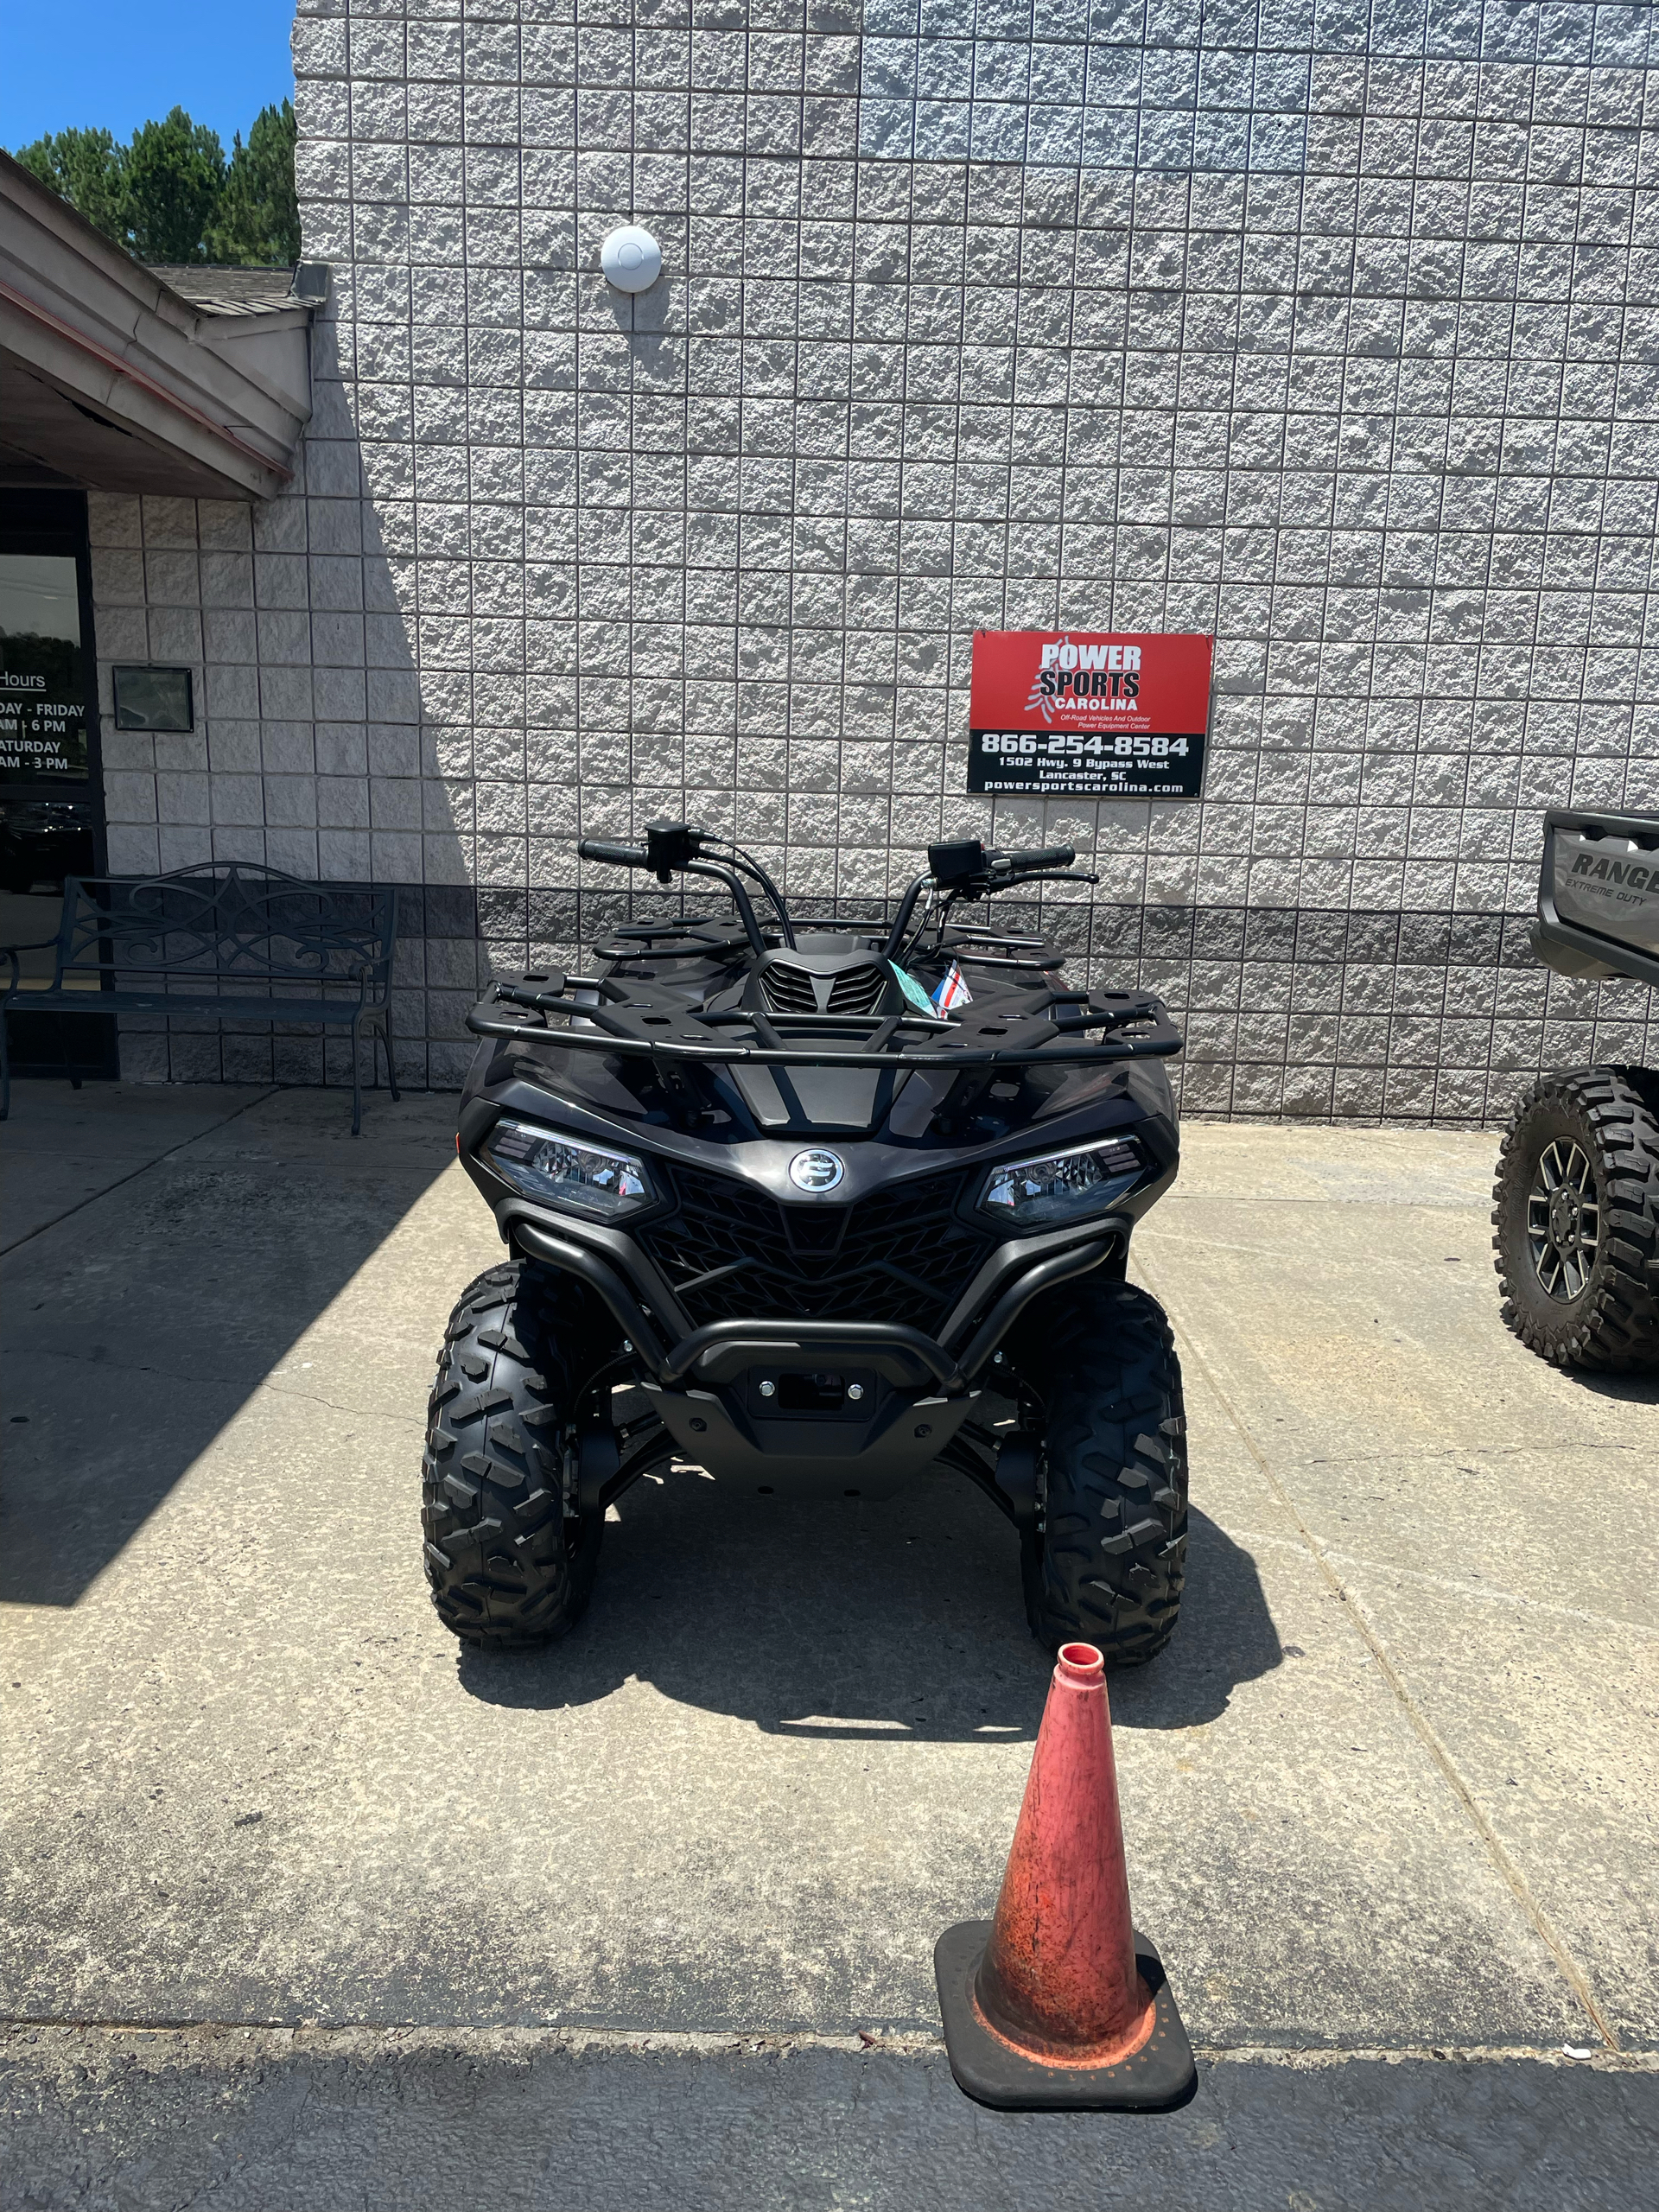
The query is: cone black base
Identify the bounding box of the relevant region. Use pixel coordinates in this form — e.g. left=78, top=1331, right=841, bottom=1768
left=934, top=1923, right=1198, bottom=2113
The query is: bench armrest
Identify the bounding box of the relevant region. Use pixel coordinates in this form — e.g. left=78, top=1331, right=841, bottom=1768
left=0, top=938, right=62, bottom=1001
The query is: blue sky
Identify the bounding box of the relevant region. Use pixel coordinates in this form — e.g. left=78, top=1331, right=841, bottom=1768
left=3, top=0, right=295, bottom=153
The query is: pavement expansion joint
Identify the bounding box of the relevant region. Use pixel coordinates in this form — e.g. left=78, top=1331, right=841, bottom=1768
left=0, top=1087, right=282, bottom=1258
left=1135, top=1249, right=1624, bottom=2056
left=5, top=2024, right=1659, bottom=2074
left=257, top=1380, right=426, bottom=1424
left=15, top=1347, right=422, bottom=1433
left=1234, top=1527, right=1659, bottom=1641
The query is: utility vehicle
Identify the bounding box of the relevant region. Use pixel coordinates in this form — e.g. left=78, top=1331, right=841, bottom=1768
left=424, top=824, right=1190, bottom=1660
left=1493, top=807, right=1659, bottom=1369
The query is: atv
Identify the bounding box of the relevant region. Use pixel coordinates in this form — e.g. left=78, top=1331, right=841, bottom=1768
left=1493, top=807, right=1659, bottom=1370
left=423, top=823, right=1190, bottom=1661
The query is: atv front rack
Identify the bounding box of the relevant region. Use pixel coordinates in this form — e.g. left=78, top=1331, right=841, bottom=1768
left=467, top=823, right=1182, bottom=1069
left=467, top=969, right=1181, bottom=1071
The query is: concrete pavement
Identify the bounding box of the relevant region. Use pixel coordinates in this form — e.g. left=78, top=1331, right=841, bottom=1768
left=2, top=1083, right=1656, bottom=2205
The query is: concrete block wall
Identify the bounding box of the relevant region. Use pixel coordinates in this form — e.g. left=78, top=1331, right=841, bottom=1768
left=88, top=482, right=486, bottom=1088
left=93, top=0, right=1659, bottom=1116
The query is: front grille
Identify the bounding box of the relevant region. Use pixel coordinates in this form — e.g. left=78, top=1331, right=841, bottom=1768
left=760, top=961, right=817, bottom=1013
left=638, top=1164, right=996, bottom=1332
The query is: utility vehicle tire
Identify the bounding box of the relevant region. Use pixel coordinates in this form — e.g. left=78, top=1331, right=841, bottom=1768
left=422, top=1261, right=608, bottom=1646
left=1013, top=1279, right=1188, bottom=1665
left=1492, top=1066, right=1659, bottom=1371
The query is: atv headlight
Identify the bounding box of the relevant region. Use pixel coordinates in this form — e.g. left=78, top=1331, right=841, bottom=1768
left=979, top=1138, right=1144, bottom=1230
left=482, top=1119, right=655, bottom=1220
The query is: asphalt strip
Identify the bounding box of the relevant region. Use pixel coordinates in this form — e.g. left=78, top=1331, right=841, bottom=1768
left=4, top=2025, right=1658, bottom=2212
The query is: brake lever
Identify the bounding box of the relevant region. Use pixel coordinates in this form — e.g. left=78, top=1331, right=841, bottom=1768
left=985, top=868, right=1101, bottom=889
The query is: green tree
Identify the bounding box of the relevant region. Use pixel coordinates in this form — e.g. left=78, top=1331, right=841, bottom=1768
left=11, top=102, right=301, bottom=268
left=12, top=126, right=129, bottom=246
left=121, top=106, right=226, bottom=262
left=207, top=101, right=300, bottom=265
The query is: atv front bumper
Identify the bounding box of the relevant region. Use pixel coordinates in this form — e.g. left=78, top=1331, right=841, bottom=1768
left=512, top=1212, right=1122, bottom=1501
left=454, top=1080, right=1172, bottom=1502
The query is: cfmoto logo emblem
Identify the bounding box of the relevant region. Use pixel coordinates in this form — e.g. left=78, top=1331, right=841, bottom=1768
left=788, top=1148, right=845, bottom=1193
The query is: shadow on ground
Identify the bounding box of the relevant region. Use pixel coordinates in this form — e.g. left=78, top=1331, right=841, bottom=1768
left=1, top=1090, right=456, bottom=1605
left=458, top=1474, right=1281, bottom=1738
left=1555, top=1365, right=1659, bottom=1406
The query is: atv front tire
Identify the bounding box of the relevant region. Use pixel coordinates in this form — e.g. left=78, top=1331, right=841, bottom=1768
left=422, top=1262, right=607, bottom=1646
left=1014, top=1279, right=1189, bottom=1664
left=1492, top=1067, right=1659, bottom=1370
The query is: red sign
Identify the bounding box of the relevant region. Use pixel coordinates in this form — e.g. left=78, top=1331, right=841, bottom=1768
left=968, top=630, right=1213, bottom=798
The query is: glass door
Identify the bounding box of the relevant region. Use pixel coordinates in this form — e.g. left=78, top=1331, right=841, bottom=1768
left=0, top=490, right=116, bottom=1082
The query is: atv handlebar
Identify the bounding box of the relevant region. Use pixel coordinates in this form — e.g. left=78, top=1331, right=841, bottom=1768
left=577, top=839, right=651, bottom=868
left=580, top=831, right=1077, bottom=881
left=988, top=844, right=1076, bottom=873
left=578, top=825, right=1085, bottom=966
left=578, top=830, right=769, bottom=956
left=882, top=840, right=1088, bottom=958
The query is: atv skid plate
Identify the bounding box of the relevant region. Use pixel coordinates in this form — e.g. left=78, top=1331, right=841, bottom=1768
left=644, top=1358, right=978, bottom=1498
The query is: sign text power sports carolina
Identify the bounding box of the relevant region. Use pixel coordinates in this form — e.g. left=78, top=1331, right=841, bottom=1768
left=968, top=630, right=1213, bottom=799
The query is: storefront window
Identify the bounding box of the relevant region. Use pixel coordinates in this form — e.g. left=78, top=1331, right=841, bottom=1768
left=0, top=553, right=89, bottom=785
left=0, top=503, right=111, bottom=1070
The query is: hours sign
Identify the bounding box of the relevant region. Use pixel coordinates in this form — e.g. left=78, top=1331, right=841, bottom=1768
left=967, top=630, right=1213, bottom=800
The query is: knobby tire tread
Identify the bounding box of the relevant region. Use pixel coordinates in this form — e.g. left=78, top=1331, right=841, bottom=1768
left=1014, top=1279, right=1189, bottom=1666
left=422, top=1261, right=607, bottom=1645
left=1492, top=1065, right=1659, bottom=1371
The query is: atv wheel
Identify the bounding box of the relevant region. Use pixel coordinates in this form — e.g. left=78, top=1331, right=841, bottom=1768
left=422, top=1262, right=609, bottom=1646
left=1013, top=1279, right=1188, bottom=1664
left=1492, top=1067, right=1659, bottom=1370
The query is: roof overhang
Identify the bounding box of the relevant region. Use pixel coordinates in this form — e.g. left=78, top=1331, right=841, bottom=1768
left=0, top=153, right=319, bottom=502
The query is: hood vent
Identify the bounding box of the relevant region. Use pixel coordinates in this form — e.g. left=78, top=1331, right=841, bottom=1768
left=760, top=960, right=818, bottom=1014
left=825, top=963, right=888, bottom=1014
left=759, top=960, right=890, bottom=1017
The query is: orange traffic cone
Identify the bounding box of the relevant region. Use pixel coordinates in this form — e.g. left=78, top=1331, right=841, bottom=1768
left=934, top=1641, right=1196, bottom=2110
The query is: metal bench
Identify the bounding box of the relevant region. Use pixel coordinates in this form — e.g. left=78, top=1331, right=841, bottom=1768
left=1, top=863, right=399, bottom=1135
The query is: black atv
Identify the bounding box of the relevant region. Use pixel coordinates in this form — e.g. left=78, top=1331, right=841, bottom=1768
left=423, top=823, right=1190, bottom=1661
left=1493, top=807, right=1659, bottom=1370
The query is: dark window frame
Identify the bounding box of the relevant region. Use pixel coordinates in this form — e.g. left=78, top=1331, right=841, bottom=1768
left=0, top=489, right=118, bottom=1080
left=0, top=490, right=107, bottom=859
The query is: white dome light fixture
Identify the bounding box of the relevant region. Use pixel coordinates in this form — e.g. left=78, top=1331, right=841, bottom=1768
left=600, top=225, right=663, bottom=294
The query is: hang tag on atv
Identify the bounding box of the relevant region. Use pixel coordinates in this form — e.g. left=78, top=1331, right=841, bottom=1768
left=890, top=963, right=938, bottom=1017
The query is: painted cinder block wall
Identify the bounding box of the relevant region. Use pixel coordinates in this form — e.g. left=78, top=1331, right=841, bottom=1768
left=93, top=0, right=1659, bottom=1116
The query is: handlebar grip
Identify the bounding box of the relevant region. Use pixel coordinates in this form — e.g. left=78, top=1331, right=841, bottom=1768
left=577, top=839, right=649, bottom=868
left=994, top=844, right=1076, bottom=872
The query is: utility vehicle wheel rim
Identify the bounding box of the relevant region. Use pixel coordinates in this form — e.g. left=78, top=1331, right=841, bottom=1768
left=1527, top=1138, right=1599, bottom=1301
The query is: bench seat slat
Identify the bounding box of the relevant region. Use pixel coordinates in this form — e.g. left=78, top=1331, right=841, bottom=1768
left=17, top=992, right=367, bottom=1020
